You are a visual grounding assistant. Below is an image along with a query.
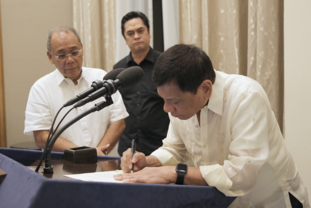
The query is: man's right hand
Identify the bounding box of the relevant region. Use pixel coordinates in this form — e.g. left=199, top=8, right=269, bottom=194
left=120, top=148, right=147, bottom=173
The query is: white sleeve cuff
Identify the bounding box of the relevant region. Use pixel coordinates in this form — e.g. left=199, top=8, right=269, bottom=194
left=151, top=148, right=179, bottom=166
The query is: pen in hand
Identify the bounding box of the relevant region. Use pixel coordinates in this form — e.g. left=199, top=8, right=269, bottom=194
left=131, top=139, right=136, bottom=173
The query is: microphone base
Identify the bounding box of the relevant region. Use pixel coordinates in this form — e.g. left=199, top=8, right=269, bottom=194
left=64, top=146, right=97, bottom=164
left=43, top=166, right=54, bottom=174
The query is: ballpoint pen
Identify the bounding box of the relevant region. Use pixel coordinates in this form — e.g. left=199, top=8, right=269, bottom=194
left=131, top=139, right=136, bottom=173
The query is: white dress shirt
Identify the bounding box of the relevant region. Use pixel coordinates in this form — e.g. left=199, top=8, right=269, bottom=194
left=152, top=70, right=310, bottom=207
left=24, top=67, right=129, bottom=156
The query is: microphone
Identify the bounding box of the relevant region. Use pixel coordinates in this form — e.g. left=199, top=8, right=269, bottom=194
left=74, top=66, right=144, bottom=108
left=103, top=68, right=126, bottom=80
left=62, top=68, right=125, bottom=107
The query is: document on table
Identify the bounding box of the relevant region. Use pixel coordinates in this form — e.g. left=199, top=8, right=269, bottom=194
left=65, top=170, right=124, bottom=183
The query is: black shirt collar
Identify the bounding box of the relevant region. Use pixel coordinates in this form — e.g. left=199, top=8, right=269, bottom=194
left=125, top=47, right=155, bottom=66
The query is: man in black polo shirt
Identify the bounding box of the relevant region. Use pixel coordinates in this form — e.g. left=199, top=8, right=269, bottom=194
left=113, top=11, right=169, bottom=156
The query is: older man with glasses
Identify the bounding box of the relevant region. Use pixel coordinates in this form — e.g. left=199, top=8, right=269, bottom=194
left=24, top=26, right=128, bottom=156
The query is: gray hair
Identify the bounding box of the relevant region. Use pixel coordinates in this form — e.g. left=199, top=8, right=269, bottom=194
left=46, top=26, right=82, bottom=51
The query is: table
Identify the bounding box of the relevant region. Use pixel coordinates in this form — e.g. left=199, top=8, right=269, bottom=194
left=0, top=147, right=236, bottom=208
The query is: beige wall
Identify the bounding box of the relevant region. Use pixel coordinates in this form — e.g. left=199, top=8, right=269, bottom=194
left=284, top=0, right=311, bottom=201
left=1, top=0, right=73, bottom=147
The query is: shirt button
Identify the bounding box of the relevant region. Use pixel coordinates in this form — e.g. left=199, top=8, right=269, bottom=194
left=203, top=144, right=207, bottom=148
left=195, top=124, right=199, bottom=128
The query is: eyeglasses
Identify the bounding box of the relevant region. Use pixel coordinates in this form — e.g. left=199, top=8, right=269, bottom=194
left=53, top=49, right=83, bottom=60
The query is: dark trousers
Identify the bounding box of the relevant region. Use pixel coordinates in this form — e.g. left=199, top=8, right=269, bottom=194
left=289, top=192, right=303, bottom=208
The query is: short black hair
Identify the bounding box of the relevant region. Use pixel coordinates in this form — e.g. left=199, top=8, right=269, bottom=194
left=153, top=44, right=216, bottom=94
left=121, top=11, right=150, bottom=38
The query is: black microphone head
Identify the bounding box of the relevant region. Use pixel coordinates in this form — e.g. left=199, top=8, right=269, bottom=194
left=104, top=68, right=125, bottom=80
left=116, top=66, right=144, bottom=88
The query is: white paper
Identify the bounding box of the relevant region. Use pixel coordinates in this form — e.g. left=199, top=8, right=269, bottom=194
left=65, top=170, right=124, bottom=183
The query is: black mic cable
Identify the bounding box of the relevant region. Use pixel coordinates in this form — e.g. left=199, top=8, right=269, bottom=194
left=35, top=106, right=74, bottom=172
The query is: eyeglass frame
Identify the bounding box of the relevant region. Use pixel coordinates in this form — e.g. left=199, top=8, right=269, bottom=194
left=51, top=49, right=83, bottom=61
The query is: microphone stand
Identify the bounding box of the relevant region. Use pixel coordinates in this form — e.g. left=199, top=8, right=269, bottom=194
left=42, top=96, right=114, bottom=174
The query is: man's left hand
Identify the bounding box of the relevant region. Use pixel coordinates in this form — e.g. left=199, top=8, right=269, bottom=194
left=96, top=144, right=110, bottom=156
left=113, top=166, right=176, bottom=184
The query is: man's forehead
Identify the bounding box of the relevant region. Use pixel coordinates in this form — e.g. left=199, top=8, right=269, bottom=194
left=157, top=81, right=181, bottom=96
left=50, top=31, right=80, bottom=51
left=51, top=30, right=72, bottom=39
left=125, top=18, right=147, bottom=30
left=55, top=46, right=79, bottom=53
left=125, top=26, right=145, bottom=32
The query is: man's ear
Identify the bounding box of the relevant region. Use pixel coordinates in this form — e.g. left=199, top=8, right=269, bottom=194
left=47, top=51, right=54, bottom=65
left=201, top=80, right=213, bottom=99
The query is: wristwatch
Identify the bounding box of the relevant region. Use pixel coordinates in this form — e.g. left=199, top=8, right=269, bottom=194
left=175, top=163, right=187, bottom=185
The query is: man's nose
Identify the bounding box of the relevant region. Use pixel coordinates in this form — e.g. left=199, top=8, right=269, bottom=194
left=134, top=32, right=140, bottom=39
left=66, top=55, right=75, bottom=64
left=163, top=102, right=174, bottom=113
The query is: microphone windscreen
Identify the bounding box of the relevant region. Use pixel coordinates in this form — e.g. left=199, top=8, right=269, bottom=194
left=116, top=66, right=144, bottom=88
left=103, top=68, right=125, bottom=80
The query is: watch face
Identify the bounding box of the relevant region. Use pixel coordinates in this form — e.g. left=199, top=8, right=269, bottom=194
left=175, top=163, right=187, bottom=185
left=177, top=164, right=187, bottom=173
